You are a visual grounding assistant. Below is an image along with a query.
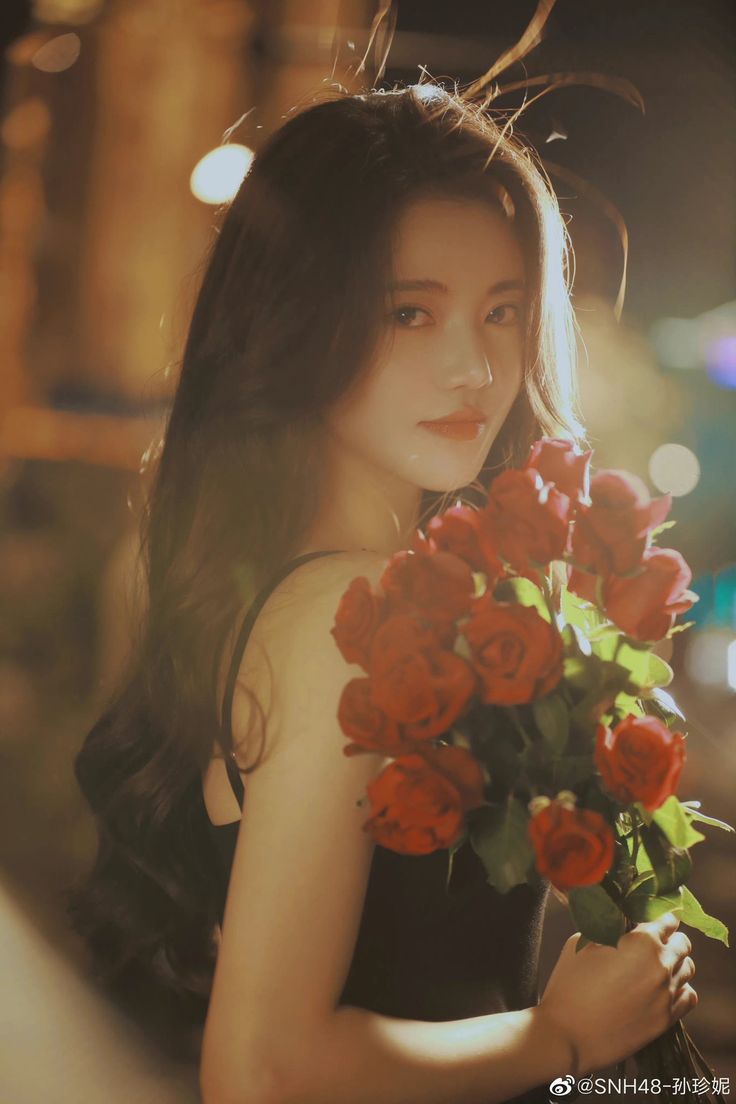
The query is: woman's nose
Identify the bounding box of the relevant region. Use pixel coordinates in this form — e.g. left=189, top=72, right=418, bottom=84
left=436, top=328, right=492, bottom=390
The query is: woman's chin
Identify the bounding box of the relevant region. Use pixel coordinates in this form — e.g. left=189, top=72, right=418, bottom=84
left=415, top=465, right=485, bottom=495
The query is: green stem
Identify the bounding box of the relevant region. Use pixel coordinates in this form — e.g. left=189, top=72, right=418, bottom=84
left=507, top=706, right=539, bottom=799
left=508, top=705, right=533, bottom=750
left=629, top=812, right=641, bottom=870
left=537, top=568, right=558, bottom=625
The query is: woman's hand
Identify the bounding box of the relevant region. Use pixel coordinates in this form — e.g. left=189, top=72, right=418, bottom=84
left=537, top=911, right=697, bottom=1077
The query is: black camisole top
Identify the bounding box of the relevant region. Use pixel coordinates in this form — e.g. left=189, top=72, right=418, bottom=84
left=205, top=550, right=552, bottom=1104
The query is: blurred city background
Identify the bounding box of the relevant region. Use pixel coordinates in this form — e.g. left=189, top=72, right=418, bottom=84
left=0, top=1, right=734, bottom=1101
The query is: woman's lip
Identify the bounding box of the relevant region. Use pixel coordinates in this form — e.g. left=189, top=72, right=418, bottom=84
left=418, top=420, right=486, bottom=441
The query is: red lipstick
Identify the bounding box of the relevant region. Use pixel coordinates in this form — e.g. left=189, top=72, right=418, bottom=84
left=419, top=404, right=487, bottom=441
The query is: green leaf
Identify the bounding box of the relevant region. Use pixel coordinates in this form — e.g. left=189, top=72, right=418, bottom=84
left=569, top=660, right=633, bottom=730
left=502, top=577, right=551, bottom=622
left=644, top=687, right=686, bottom=725
left=607, top=641, right=674, bottom=691
left=587, top=622, right=621, bottom=646
left=679, top=802, right=735, bottom=834
left=469, top=799, right=534, bottom=894
left=625, top=887, right=684, bottom=924
left=639, top=822, right=692, bottom=893
left=588, top=633, right=620, bottom=666
left=563, top=655, right=592, bottom=688
left=605, top=692, right=645, bottom=722
left=568, top=884, right=626, bottom=947
left=626, top=870, right=657, bottom=894
left=531, top=694, right=570, bottom=756
left=550, top=754, right=594, bottom=791
left=561, top=623, right=592, bottom=657
left=471, top=571, right=487, bottom=599
left=653, top=796, right=706, bottom=850
left=680, top=885, right=730, bottom=946
left=574, top=934, right=593, bottom=954
left=560, top=584, right=606, bottom=634
left=643, top=653, right=674, bottom=690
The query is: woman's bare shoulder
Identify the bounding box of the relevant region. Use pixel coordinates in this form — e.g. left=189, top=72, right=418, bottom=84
left=227, top=550, right=387, bottom=765
left=274, top=548, right=387, bottom=604
left=250, top=549, right=386, bottom=651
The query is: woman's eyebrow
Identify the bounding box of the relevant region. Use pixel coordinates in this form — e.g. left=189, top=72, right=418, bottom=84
left=386, top=277, right=525, bottom=295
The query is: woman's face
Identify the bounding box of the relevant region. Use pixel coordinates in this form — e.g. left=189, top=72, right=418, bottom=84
left=324, top=196, right=527, bottom=494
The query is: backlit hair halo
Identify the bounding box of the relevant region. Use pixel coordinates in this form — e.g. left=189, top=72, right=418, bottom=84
left=349, top=0, right=642, bottom=322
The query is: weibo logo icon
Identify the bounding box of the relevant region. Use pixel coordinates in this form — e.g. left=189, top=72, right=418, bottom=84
left=548, top=1074, right=575, bottom=1097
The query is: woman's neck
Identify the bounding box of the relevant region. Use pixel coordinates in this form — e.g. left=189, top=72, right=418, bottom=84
left=298, top=437, right=422, bottom=558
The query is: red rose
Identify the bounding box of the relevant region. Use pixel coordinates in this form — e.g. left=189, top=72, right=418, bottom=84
left=363, top=745, right=486, bottom=855
left=425, top=505, right=504, bottom=581
left=337, top=678, right=418, bottom=757
left=525, top=438, right=592, bottom=503
left=528, top=801, right=615, bottom=890
left=423, top=744, right=488, bottom=810
left=460, top=594, right=563, bottom=705
left=482, top=468, right=572, bottom=575
left=566, top=565, right=599, bottom=605
left=368, top=614, right=477, bottom=739
left=571, top=470, right=671, bottom=577
left=380, top=544, right=475, bottom=630
left=603, top=547, right=695, bottom=641
left=331, top=576, right=387, bottom=671
left=595, top=714, right=686, bottom=811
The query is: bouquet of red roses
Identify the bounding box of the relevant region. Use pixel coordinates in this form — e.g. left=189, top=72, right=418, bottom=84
left=331, top=437, right=732, bottom=1103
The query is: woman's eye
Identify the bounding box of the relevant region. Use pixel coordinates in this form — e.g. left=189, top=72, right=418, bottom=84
left=487, top=303, right=522, bottom=325
left=390, top=305, right=431, bottom=328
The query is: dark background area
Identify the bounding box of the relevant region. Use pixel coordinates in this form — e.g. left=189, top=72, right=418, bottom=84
left=2, top=0, right=735, bottom=323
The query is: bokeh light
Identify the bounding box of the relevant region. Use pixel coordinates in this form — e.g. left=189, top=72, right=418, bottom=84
left=684, top=629, right=734, bottom=689
left=728, top=639, right=736, bottom=693
left=648, top=442, right=701, bottom=497
left=650, top=317, right=701, bottom=370
left=190, top=144, right=254, bottom=205
left=706, top=334, right=736, bottom=389
left=31, top=33, right=81, bottom=73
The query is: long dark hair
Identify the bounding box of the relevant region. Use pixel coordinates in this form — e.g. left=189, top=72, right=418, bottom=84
left=67, top=83, right=583, bottom=1058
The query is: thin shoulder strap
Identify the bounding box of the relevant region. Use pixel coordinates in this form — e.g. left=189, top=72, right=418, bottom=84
left=219, top=549, right=345, bottom=808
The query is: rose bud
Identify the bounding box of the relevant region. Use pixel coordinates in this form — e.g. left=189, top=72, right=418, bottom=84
left=525, top=437, right=592, bottom=503
left=571, top=470, right=671, bottom=577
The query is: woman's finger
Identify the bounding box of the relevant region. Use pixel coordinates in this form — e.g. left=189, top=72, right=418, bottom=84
left=671, top=982, right=698, bottom=1022
left=653, top=911, right=681, bottom=941
left=672, top=956, right=696, bottom=990
left=662, top=931, right=692, bottom=969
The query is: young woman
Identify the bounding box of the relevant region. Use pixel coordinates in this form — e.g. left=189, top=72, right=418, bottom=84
left=69, top=85, right=697, bottom=1104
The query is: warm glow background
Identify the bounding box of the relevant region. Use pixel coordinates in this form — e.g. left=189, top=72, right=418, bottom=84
left=0, top=1, right=734, bottom=1100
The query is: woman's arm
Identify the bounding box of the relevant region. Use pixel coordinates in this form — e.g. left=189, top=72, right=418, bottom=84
left=269, top=1002, right=571, bottom=1104
left=200, top=553, right=572, bottom=1104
